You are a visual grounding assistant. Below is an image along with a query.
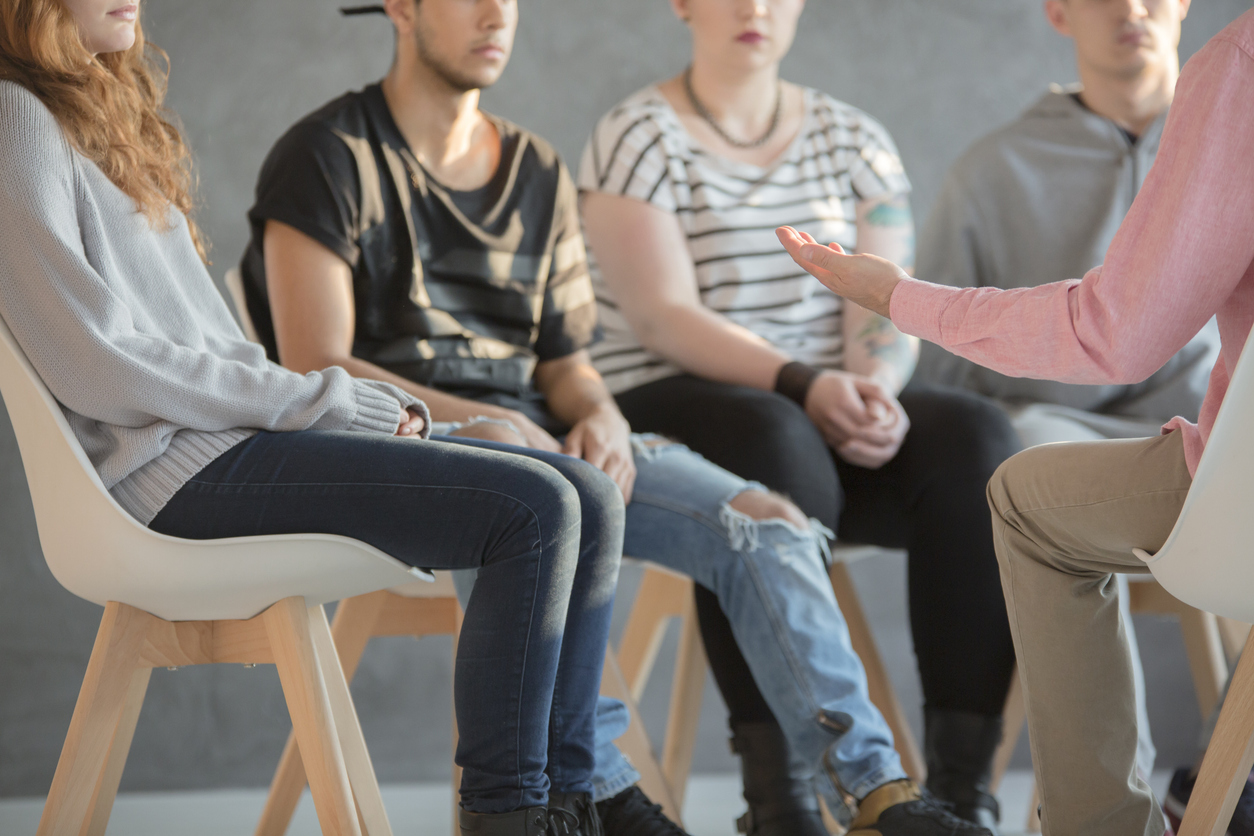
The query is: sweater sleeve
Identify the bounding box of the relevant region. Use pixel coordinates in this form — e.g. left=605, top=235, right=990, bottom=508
left=0, top=85, right=427, bottom=439
left=892, top=39, right=1254, bottom=386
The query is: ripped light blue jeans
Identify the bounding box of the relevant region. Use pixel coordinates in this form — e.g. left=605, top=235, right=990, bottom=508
left=456, top=434, right=905, bottom=823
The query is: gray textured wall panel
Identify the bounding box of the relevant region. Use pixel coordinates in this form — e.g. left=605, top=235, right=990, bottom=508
left=1, top=0, right=1250, bottom=797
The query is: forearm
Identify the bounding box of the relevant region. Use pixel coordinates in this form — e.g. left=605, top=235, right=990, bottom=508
left=540, top=361, right=619, bottom=427
left=636, top=303, right=791, bottom=390
left=300, top=351, right=506, bottom=424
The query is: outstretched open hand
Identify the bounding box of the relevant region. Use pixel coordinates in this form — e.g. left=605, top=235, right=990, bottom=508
left=775, top=226, right=909, bottom=318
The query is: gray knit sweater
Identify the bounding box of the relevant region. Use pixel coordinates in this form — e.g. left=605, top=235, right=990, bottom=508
left=0, top=81, right=429, bottom=524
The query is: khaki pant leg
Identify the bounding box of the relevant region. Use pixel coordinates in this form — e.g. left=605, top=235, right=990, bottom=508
left=986, top=431, right=1193, bottom=836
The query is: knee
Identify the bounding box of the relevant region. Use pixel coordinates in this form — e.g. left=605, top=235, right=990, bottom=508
left=551, top=455, right=626, bottom=529
left=907, top=387, right=1021, bottom=478
left=727, top=489, right=809, bottom=530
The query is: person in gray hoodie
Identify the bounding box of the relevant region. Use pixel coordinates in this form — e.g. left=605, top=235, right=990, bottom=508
left=915, top=0, right=1222, bottom=826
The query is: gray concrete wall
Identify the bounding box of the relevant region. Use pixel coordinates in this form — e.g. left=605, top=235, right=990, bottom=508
left=1, top=0, right=1250, bottom=798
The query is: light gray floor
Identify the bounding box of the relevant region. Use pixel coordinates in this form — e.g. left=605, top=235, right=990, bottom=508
left=0, top=770, right=1172, bottom=836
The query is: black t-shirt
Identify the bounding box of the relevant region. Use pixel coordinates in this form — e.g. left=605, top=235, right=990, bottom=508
left=241, top=84, right=599, bottom=405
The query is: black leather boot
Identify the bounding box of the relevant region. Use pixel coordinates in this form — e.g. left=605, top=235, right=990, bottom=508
left=459, top=806, right=550, bottom=836
left=923, top=708, right=1003, bottom=835
left=730, top=721, right=830, bottom=836
left=549, top=791, right=604, bottom=836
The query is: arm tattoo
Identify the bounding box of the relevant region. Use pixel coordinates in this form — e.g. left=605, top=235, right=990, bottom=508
left=858, top=315, right=917, bottom=376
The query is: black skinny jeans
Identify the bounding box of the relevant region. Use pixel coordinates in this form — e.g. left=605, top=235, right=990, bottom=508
left=616, top=377, right=1021, bottom=721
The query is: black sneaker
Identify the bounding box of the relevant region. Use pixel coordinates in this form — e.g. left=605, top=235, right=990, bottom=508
left=549, top=791, right=604, bottom=836
left=595, top=786, right=691, bottom=836
left=1164, top=765, right=1254, bottom=836
left=847, top=780, right=993, bottom=836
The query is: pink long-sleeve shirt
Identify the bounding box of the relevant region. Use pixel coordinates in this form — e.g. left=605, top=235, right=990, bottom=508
left=891, top=10, right=1254, bottom=477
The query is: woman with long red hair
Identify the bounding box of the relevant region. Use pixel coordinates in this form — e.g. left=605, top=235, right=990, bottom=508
left=0, top=4, right=624, bottom=835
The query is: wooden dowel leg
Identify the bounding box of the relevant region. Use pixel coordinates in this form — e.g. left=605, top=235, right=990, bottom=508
left=38, top=603, right=150, bottom=836
left=661, top=603, right=706, bottom=809
left=829, top=562, right=926, bottom=781
left=308, top=604, right=393, bottom=836
left=451, top=604, right=464, bottom=836
left=84, top=666, right=152, bottom=836
left=265, top=597, right=360, bottom=836
left=1179, top=631, right=1254, bottom=836
left=257, top=594, right=386, bottom=836
left=1179, top=608, right=1230, bottom=720
left=601, top=650, right=683, bottom=825
left=618, top=569, right=689, bottom=699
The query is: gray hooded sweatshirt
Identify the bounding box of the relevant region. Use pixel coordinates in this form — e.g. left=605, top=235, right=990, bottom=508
left=915, top=85, right=1218, bottom=427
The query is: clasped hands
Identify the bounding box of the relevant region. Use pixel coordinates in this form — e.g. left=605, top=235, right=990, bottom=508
left=807, top=370, right=909, bottom=469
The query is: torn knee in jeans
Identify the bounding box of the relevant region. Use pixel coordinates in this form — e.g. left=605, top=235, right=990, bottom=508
left=728, top=489, right=810, bottom=529
left=720, top=486, right=834, bottom=559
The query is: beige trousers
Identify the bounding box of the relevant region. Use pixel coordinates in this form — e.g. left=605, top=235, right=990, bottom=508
left=987, top=431, right=1193, bottom=836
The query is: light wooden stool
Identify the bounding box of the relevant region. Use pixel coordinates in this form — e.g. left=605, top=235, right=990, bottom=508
left=991, top=578, right=1238, bottom=832
left=257, top=570, right=686, bottom=836
left=616, top=546, right=928, bottom=819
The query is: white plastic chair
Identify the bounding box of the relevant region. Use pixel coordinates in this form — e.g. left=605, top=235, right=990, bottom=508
left=0, top=312, right=431, bottom=836
left=1135, top=323, right=1254, bottom=836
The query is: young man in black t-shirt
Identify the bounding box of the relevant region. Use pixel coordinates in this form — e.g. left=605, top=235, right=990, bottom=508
left=241, top=3, right=996, bottom=836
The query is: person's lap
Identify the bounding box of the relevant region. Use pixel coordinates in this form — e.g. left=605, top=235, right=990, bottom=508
left=987, top=431, right=1191, bottom=836
left=150, top=429, right=622, bottom=813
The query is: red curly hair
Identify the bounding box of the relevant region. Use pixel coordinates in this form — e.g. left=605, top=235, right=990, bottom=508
left=0, top=0, right=206, bottom=260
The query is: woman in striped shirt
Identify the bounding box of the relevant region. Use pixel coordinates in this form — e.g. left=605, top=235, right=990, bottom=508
left=579, top=1, right=1021, bottom=833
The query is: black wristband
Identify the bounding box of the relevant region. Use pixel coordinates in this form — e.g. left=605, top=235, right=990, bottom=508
left=774, top=361, right=822, bottom=408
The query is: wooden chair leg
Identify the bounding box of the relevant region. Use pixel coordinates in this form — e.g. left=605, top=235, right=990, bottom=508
left=264, top=597, right=361, bottom=836
left=618, top=568, right=691, bottom=699
left=990, top=666, right=1025, bottom=794
left=661, top=601, right=706, bottom=808
left=256, top=593, right=388, bottom=836
left=1218, top=618, right=1252, bottom=669
left=451, top=605, right=464, bottom=836
left=38, top=602, right=150, bottom=836
left=84, top=666, right=152, bottom=836
left=1179, top=607, right=1231, bottom=720
left=1179, top=630, right=1254, bottom=836
left=309, top=604, right=393, bottom=836
left=828, top=562, right=926, bottom=781
left=602, top=649, right=684, bottom=825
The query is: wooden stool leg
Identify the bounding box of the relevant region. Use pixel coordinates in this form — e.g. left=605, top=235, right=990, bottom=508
left=1179, top=630, right=1254, bottom=836
left=265, top=597, right=360, bottom=836
left=84, top=666, right=152, bottom=836
left=1179, top=607, right=1230, bottom=719
left=38, top=602, right=150, bottom=836
left=256, top=593, right=387, bottom=836
left=990, top=667, right=1025, bottom=794
left=661, top=601, right=706, bottom=808
left=309, top=605, right=393, bottom=836
left=601, top=649, right=683, bottom=825
left=829, top=562, right=926, bottom=781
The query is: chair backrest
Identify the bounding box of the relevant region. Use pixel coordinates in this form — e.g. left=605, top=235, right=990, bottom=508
left=0, top=313, right=428, bottom=622
left=1147, top=324, right=1254, bottom=622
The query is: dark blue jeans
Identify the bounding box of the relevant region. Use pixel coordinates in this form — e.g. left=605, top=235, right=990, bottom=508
left=149, top=430, right=624, bottom=814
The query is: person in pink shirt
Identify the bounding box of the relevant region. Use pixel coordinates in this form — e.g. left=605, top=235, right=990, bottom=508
left=777, top=9, right=1254, bottom=836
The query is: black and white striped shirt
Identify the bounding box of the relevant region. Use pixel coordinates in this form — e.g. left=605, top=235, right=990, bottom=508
left=578, top=85, right=911, bottom=394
